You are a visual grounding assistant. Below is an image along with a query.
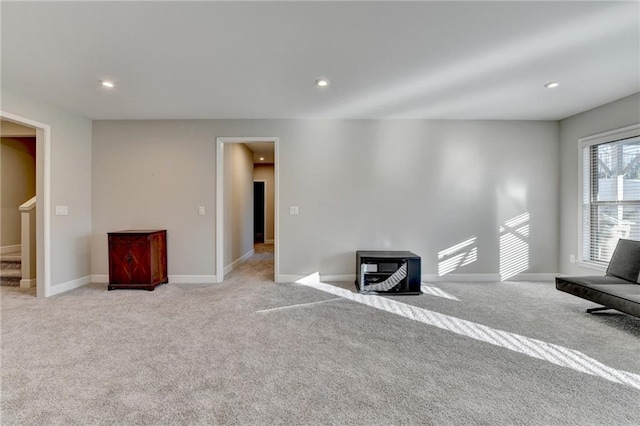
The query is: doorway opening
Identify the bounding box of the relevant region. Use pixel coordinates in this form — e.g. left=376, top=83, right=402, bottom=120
left=0, top=111, right=51, bottom=297
left=216, top=137, right=279, bottom=283
left=253, top=181, right=266, bottom=244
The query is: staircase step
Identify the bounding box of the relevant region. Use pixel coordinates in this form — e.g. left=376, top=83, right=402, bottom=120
left=0, top=269, right=21, bottom=286
left=1, top=260, right=21, bottom=269
left=1, top=252, right=21, bottom=269
left=0, top=252, right=22, bottom=286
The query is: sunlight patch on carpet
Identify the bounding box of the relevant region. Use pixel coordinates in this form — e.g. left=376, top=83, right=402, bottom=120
left=296, top=273, right=640, bottom=391
left=256, top=298, right=343, bottom=313
left=420, top=284, right=460, bottom=301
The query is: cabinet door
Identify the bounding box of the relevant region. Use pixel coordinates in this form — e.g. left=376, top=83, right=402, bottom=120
left=128, top=240, right=151, bottom=283
left=109, top=239, right=132, bottom=284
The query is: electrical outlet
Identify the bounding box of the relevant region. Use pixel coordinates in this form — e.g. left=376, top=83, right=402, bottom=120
left=198, top=206, right=205, bottom=215
left=289, top=206, right=299, bottom=215
left=55, top=205, right=68, bottom=216
left=569, top=254, right=576, bottom=264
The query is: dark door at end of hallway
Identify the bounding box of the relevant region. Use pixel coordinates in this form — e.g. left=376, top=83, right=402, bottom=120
left=254, top=181, right=265, bottom=243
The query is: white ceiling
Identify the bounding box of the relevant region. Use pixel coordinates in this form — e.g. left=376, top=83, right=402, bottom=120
left=245, top=142, right=275, bottom=164
left=1, top=1, right=638, bottom=121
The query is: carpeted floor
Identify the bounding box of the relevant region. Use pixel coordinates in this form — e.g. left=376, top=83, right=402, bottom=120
left=1, top=245, right=639, bottom=425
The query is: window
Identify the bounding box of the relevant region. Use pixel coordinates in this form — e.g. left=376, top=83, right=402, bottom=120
left=580, top=124, right=640, bottom=267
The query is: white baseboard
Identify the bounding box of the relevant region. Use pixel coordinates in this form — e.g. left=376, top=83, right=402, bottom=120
left=224, top=249, right=254, bottom=275
left=49, top=275, right=91, bottom=296
left=277, top=274, right=306, bottom=283
left=423, top=273, right=499, bottom=282
left=1, top=244, right=21, bottom=255
left=92, top=274, right=218, bottom=284
left=20, top=278, right=36, bottom=288
left=169, top=275, right=217, bottom=284
left=265, top=239, right=275, bottom=244
left=422, top=273, right=557, bottom=282
left=504, top=273, right=558, bottom=282
left=321, top=274, right=355, bottom=282
left=279, top=272, right=558, bottom=284
left=279, top=273, right=355, bottom=283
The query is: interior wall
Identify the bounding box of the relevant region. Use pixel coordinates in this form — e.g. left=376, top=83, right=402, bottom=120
left=1, top=88, right=93, bottom=288
left=91, top=120, right=215, bottom=278
left=0, top=137, right=36, bottom=247
left=92, top=119, right=559, bottom=281
left=558, top=92, right=640, bottom=276
left=280, top=120, right=559, bottom=279
left=253, top=163, right=275, bottom=242
left=223, top=143, right=254, bottom=269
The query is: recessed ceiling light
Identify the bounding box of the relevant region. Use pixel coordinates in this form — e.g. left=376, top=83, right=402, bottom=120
left=544, top=81, right=560, bottom=89
left=101, top=80, right=115, bottom=88
left=315, top=78, right=329, bottom=87
left=259, top=157, right=265, bottom=161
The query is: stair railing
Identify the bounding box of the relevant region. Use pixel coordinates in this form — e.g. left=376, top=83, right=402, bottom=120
left=19, top=196, right=36, bottom=288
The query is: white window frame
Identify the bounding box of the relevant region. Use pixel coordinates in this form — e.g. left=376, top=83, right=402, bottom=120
left=578, top=123, right=640, bottom=270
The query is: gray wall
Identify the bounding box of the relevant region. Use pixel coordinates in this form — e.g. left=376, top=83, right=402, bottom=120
left=6, top=87, right=634, bottom=291
left=91, top=120, right=216, bottom=278
left=223, top=142, right=254, bottom=270
left=92, top=119, right=560, bottom=281
left=254, top=164, right=275, bottom=242
left=1, top=137, right=36, bottom=247
left=1, top=88, right=93, bottom=290
left=558, top=92, right=640, bottom=276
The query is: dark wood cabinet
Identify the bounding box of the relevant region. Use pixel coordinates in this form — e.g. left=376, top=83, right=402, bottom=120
left=108, top=230, right=168, bottom=291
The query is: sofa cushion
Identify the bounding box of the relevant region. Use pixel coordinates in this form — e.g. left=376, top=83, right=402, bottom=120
left=605, top=239, right=640, bottom=283
left=556, top=276, right=640, bottom=318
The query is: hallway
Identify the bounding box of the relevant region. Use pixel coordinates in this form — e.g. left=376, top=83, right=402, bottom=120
left=224, top=243, right=274, bottom=283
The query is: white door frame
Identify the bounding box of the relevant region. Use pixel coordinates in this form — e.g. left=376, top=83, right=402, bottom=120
left=216, top=137, right=279, bottom=282
left=1, top=110, right=51, bottom=297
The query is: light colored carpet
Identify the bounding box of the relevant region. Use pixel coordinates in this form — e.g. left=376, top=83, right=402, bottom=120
left=2, top=247, right=639, bottom=425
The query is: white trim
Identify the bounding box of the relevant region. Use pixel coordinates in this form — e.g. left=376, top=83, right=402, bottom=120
left=277, top=274, right=304, bottom=283
left=224, top=249, right=254, bottom=275
left=279, top=273, right=557, bottom=284
left=425, top=273, right=557, bottom=282
left=577, top=123, right=640, bottom=265
left=425, top=274, right=498, bottom=282
left=503, top=273, right=558, bottom=282
left=49, top=275, right=91, bottom=296
left=320, top=274, right=355, bottom=282
left=579, top=123, right=640, bottom=147
left=0, top=245, right=21, bottom=254
left=265, top=239, right=275, bottom=244
left=216, top=137, right=279, bottom=283
left=0, top=111, right=51, bottom=298
left=20, top=278, right=36, bottom=288
left=168, top=275, right=218, bottom=284
left=19, top=196, right=36, bottom=211
left=93, top=274, right=219, bottom=284
left=216, top=140, right=224, bottom=282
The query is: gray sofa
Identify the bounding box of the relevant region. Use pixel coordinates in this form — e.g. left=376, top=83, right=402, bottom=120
left=556, top=239, right=640, bottom=318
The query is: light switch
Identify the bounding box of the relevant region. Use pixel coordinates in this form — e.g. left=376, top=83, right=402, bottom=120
left=198, top=206, right=205, bottom=215
left=289, top=206, right=299, bottom=215
left=55, top=205, right=68, bottom=216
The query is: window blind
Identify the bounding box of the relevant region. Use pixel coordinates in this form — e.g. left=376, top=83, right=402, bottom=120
left=582, top=135, right=640, bottom=265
